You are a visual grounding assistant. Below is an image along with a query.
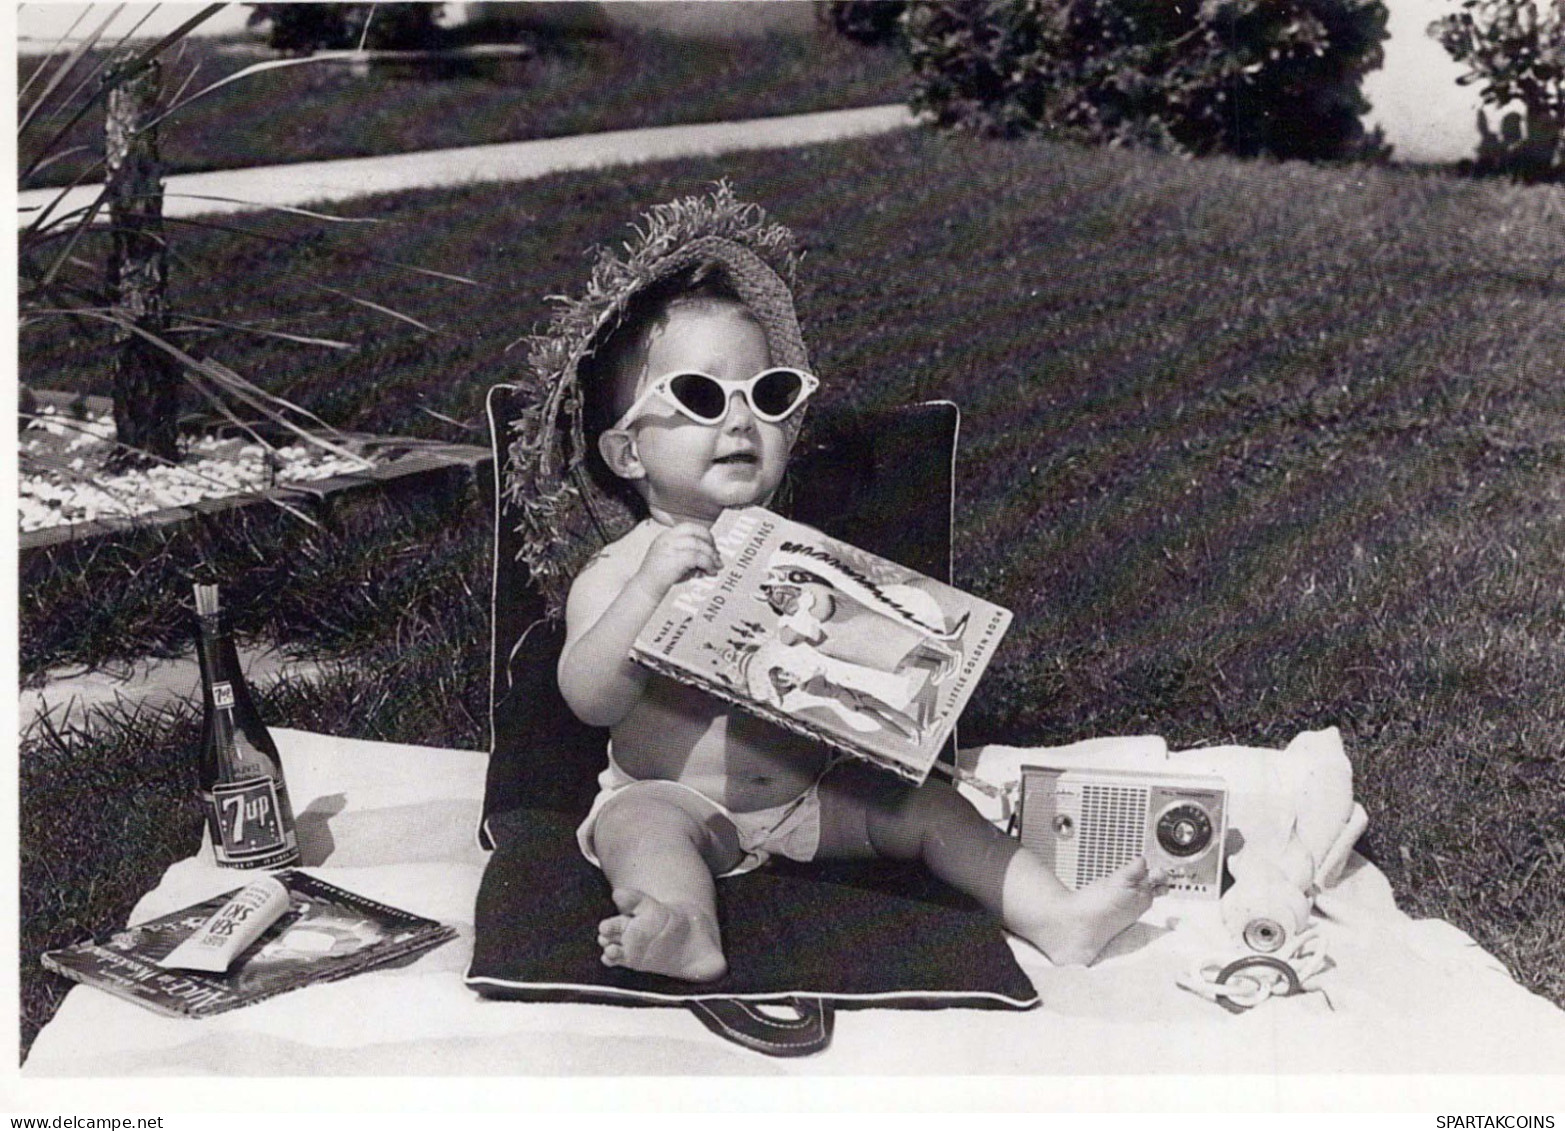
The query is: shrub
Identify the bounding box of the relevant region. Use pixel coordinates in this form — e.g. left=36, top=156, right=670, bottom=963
left=246, top=3, right=352, bottom=53
left=246, top=3, right=443, bottom=54
left=1431, top=0, right=1564, bottom=181
left=821, top=0, right=908, bottom=45
left=903, top=0, right=1389, bottom=160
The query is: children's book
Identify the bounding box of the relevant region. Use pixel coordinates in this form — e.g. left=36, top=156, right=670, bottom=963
left=631, top=506, right=1012, bottom=784
left=41, top=870, right=456, bottom=1019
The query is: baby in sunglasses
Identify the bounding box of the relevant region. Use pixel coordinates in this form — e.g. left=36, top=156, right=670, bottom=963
left=554, top=202, right=1161, bottom=984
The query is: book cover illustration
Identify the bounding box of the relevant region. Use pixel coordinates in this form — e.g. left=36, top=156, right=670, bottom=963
left=631, top=507, right=1013, bottom=784
left=41, top=870, right=456, bottom=1019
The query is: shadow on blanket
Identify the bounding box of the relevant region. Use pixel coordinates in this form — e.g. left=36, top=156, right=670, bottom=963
left=469, top=391, right=1039, bottom=1055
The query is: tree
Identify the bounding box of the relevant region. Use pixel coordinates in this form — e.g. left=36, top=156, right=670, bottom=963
left=104, top=53, right=181, bottom=468
left=1431, top=0, right=1564, bottom=180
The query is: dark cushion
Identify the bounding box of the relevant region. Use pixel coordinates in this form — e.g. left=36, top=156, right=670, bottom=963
left=473, top=388, right=1037, bottom=1029
left=467, top=808, right=1038, bottom=1011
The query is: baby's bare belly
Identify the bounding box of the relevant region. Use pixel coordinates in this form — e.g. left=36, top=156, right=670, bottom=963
left=610, top=676, right=832, bottom=812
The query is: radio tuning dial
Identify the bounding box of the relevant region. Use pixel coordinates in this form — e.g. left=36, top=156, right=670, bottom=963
left=1155, top=802, right=1213, bottom=858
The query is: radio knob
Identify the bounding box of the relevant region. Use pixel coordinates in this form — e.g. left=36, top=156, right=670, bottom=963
left=1155, top=802, right=1213, bottom=858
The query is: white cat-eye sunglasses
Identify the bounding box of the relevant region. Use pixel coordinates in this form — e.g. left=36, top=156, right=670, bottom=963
left=611, top=368, right=819, bottom=432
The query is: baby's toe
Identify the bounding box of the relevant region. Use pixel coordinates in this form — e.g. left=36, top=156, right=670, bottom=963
left=1111, top=857, right=1149, bottom=885
left=598, top=915, right=629, bottom=944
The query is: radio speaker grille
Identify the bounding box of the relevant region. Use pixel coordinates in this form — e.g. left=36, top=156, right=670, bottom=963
left=1075, top=784, right=1148, bottom=884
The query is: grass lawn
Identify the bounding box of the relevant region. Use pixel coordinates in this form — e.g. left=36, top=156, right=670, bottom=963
left=18, top=128, right=1564, bottom=1059
left=18, top=25, right=910, bottom=188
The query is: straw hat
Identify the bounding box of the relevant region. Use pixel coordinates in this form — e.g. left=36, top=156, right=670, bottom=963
left=502, top=182, right=811, bottom=620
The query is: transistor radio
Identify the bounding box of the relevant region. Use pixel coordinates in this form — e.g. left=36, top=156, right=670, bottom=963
left=1017, top=765, right=1228, bottom=900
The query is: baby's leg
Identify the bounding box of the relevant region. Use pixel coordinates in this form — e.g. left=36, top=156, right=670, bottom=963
left=589, top=785, right=743, bottom=982
left=816, top=768, right=1159, bottom=966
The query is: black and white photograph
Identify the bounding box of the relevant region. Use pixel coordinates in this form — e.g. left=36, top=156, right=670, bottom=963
left=10, top=0, right=1565, bottom=1116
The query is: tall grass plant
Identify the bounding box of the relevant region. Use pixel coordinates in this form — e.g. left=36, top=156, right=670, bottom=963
left=18, top=7, right=476, bottom=476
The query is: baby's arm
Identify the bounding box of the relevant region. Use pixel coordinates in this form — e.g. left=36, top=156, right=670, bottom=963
left=558, top=523, right=720, bottom=727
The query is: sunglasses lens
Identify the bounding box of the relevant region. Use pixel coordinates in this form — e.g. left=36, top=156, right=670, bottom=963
left=752, top=370, right=805, bottom=418
left=668, top=372, right=727, bottom=421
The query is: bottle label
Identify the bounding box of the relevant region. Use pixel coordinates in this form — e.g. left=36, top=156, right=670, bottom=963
left=208, top=777, right=296, bottom=866
left=212, top=681, right=235, bottom=709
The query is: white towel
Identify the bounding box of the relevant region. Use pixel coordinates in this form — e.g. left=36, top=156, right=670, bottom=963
left=24, top=728, right=1565, bottom=1077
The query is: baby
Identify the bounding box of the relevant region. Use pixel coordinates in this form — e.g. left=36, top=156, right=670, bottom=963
left=555, top=206, right=1161, bottom=984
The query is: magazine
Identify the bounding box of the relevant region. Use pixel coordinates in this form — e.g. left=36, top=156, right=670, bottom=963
left=631, top=506, right=1012, bottom=784
left=41, top=870, right=456, bottom=1019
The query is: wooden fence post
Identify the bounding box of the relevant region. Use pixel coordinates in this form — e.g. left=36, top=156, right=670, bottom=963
left=105, top=52, right=181, bottom=468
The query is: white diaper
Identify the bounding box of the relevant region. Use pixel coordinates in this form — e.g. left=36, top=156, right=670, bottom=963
left=576, top=753, right=823, bottom=877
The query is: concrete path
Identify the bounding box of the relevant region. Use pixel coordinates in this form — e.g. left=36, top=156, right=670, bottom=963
left=19, top=104, right=919, bottom=224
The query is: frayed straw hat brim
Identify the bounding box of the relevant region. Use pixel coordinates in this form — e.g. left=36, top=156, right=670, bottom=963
left=502, top=183, right=810, bottom=620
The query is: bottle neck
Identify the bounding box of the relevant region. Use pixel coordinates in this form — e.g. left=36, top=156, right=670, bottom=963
left=195, top=612, right=239, bottom=701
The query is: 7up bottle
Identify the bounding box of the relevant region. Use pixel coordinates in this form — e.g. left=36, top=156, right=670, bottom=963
left=194, top=583, right=299, bottom=869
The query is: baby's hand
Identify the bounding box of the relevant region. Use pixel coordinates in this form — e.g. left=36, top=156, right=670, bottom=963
left=632, top=523, right=720, bottom=599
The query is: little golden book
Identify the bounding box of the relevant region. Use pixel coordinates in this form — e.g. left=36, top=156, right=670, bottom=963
left=632, top=507, right=1012, bottom=784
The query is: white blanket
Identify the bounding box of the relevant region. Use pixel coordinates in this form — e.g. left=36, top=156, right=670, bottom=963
left=24, top=729, right=1565, bottom=1077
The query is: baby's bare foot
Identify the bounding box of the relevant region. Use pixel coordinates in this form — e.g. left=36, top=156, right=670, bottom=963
left=1020, top=858, right=1161, bottom=967
left=597, top=888, right=727, bottom=982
